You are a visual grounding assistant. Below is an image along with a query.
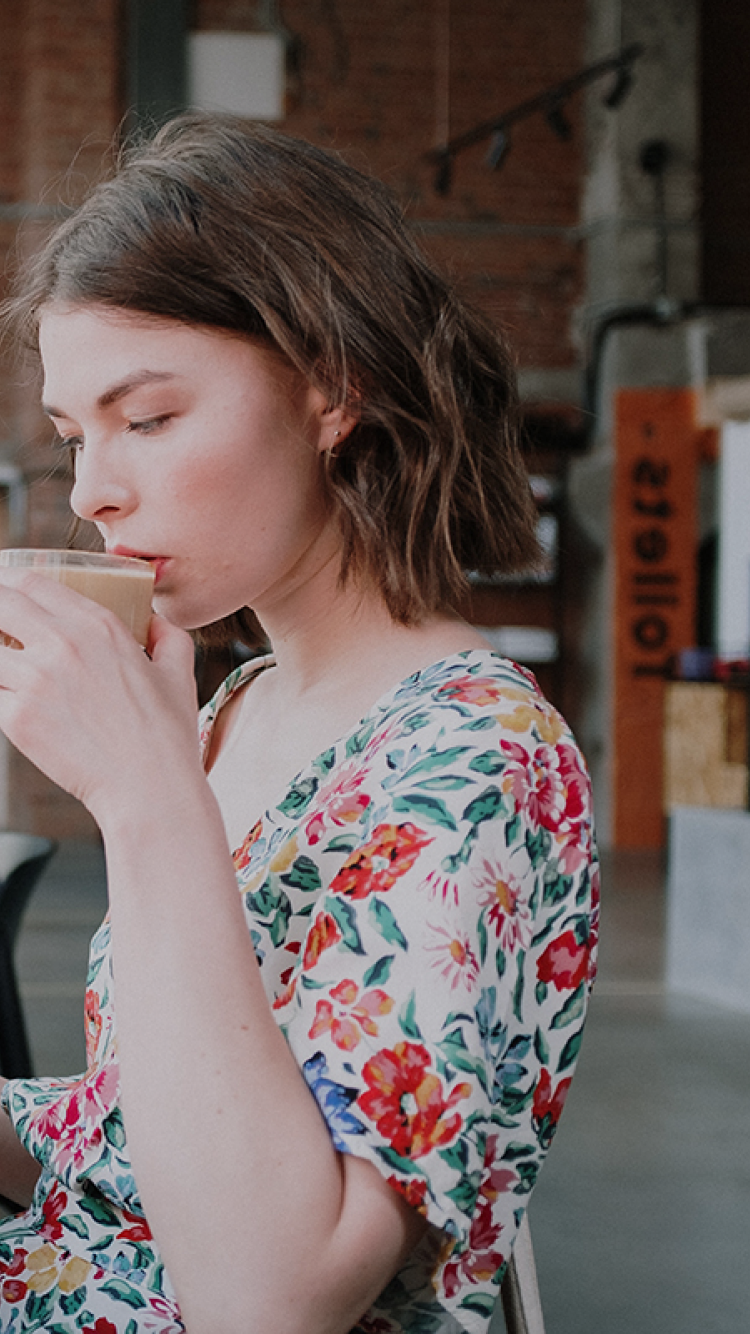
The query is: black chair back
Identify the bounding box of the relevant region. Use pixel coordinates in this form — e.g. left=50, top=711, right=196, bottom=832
left=0, top=832, right=58, bottom=1077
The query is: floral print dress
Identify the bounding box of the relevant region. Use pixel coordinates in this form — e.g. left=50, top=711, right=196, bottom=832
left=0, top=650, right=598, bottom=1334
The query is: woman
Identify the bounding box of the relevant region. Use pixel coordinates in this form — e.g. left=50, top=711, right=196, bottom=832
left=0, top=114, right=598, bottom=1334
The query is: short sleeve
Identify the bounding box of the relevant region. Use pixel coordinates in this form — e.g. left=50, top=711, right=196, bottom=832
left=271, top=661, right=599, bottom=1332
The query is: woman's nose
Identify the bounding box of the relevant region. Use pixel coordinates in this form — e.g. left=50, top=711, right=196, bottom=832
left=69, top=446, right=136, bottom=523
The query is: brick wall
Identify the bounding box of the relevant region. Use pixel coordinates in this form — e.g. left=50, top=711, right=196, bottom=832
left=198, top=0, right=586, bottom=369
left=0, top=0, right=588, bottom=839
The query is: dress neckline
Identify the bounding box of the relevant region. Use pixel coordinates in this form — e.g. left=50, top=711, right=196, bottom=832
left=200, top=648, right=536, bottom=844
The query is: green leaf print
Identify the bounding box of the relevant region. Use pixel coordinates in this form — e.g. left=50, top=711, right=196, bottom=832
left=282, top=855, right=322, bottom=893
left=400, top=746, right=471, bottom=781
left=346, top=720, right=377, bottom=756
left=399, top=710, right=433, bottom=734
left=441, top=827, right=479, bottom=873
left=468, top=751, right=505, bottom=776
left=100, top=1277, right=149, bottom=1308
left=78, top=1196, right=118, bottom=1225
left=415, top=774, right=472, bottom=791
left=392, top=793, right=458, bottom=829
left=460, top=1292, right=498, bottom=1316
left=268, top=896, right=292, bottom=946
left=551, top=983, right=586, bottom=1029
left=477, top=913, right=488, bottom=966
left=446, top=1171, right=481, bottom=1213
left=514, top=1160, right=540, bottom=1193
left=61, top=1212, right=89, bottom=1239
left=277, top=776, right=318, bottom=816
left=534, top=1025, right=550, bottom=1064
left=525, top=826, right=552, bottom=868
left=369, top=897, right=408, bottom=949
left=25, top=1291, right=56, bottom=1325
left=458, top=715, right=496, bottom=731
left=438, top=1137, right=469, bottom=1173
left=363, top=953, right=395, bottom=987
left=246, top=879, right=284, bottom=918
left=327, top=896, right=365, bottom=954
left=376, top=1144, right=428, bottom=1175
left=438, top=1028, right=484, bottom=1083
left=317, top=746, right=336, bottom=773
left=324, top=833, right=360, bottom=853
left=513, top=950, right=526, bottom=1021
left=462, top=786, right=504, bottom=826
left=148, top=1262, right=168, bottom=1295
left=103, top=1111, right=126, bottom=1149
left=504, top=812, right=521, bottom=848
left=59, top=1288, right=87, bottom=1316
left=501, top=1141, right=537, bottom=1160
left=498, top=1085, right=534, bottom=1117
left=399, top=990, right=423, bottom=1039
left=558, top=1028, right=584, bottom=1072
left=542, top=868, right=573, bottom=906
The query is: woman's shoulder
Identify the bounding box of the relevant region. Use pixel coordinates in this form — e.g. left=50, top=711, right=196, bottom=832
left=199, top=651, right=275, bottom=755
left=368, top=648, right=570, bottom=747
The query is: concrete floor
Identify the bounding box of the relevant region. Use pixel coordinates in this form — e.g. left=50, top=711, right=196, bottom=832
left=9, top=840, right=750, bottom=1332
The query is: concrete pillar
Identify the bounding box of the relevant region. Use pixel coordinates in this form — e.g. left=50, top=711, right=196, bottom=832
left=573, top=0, right=700, bottom=845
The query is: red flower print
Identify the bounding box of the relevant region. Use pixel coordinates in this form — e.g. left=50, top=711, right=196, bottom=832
left=474, top=859, right=532, bottom=952
left=422, top=870, right=460, bottom=906
left=532, top=1068, right=572, bottom=1148
left=83, top=1321, right=118, bottom=1334
left=425, top=922, right=480, bottom=992
left=305, top=763, right=371, bottom=845
left=330, top=823, right=433, bottom=899
left=441, top=1197, right=506, bottom=1297
left=302, top=912, right=342, bottom=971
left=554, top=743, right=589, bottom=823
left=532, top=1068, right=572, bottom=1126
left=388, top=1174, right=428, bottom=1211
left=309, top=979, right=393, bottom=1050
left=436, top=675, right=507, bottom=707
left=233, top=819, right=263, bottom=871
left=536, top=929, right=590, bottom=992
left=33, top=1060, right=120, bottom=1177
left=1, top=1279, right=27, bottom=1303
left=359, top=1041, right=471, bottom=1158
left=478, top=1133, right=518, bottom=1205
left=2, top=1251, right=27, bottom=1279
left=40, top=1182, right=67, bottom=1241
left=84, top=989, right=103, bottom=1065
left=500, top=740, right=588, bottom=833
left=119, top=1209, right=153, bottom=1243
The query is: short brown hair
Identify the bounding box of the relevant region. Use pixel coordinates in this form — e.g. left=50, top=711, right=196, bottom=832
left=5, top=113, right=539, bottom=638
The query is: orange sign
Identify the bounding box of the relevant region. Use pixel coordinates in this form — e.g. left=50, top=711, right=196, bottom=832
left=613, top=389, right=699, bottom=847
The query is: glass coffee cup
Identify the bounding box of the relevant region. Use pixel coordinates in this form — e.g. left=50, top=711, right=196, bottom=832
left=0, top=549, right=155, bottom=648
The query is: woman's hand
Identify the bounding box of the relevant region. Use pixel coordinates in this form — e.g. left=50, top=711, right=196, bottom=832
left=0, top=569, right=201, bottom=825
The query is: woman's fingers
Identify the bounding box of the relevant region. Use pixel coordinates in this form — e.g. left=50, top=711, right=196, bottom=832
left=0, top=568, right=128, bottom=652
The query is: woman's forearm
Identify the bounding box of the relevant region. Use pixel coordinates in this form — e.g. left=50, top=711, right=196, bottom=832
left=0, top=1078, right=41, bottom=1208
left=101, top=778, right=410, bottom=1334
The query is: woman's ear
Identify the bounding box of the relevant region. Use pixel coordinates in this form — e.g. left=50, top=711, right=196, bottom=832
left=316, top=397, right=359, bottom=455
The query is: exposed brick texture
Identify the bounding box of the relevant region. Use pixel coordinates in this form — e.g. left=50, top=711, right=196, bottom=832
left=0, top=0, right=587, bottom=838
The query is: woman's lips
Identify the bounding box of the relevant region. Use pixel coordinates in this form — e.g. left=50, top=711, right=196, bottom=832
left=108, top=548, right=169, bottom=586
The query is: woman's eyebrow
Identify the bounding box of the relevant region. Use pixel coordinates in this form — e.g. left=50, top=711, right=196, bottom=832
left=42, top=369, right=181, bottom=419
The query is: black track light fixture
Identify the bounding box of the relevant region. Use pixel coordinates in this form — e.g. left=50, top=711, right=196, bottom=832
left=426, top=43, right=644, bottom=195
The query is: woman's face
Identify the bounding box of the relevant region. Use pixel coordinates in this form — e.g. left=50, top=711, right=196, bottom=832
left=38, top=304, right=344, bottom=630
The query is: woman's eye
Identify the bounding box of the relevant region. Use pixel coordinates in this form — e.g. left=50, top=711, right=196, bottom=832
left=126, top=415, right=172, bottom=435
